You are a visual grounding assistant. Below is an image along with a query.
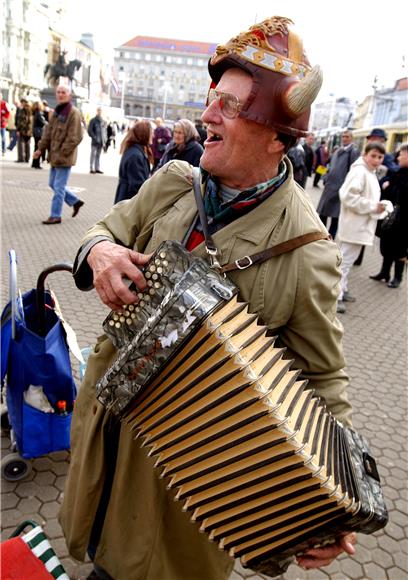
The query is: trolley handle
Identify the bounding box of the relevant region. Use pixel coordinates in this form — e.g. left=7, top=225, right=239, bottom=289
left=8, top=250, right=23, bottom=340
left=36, top=263, right=73, bottom=337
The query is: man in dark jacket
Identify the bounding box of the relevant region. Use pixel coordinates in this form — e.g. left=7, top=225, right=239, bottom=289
left=88, top=107, right=107, bottom=174
left=316, top=130, right=360, bottom=238
left=302, top=132, right=315, bottom=179
left=33, top=85, right=84, bottom=224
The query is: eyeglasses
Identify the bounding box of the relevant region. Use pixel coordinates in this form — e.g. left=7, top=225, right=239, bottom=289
left=206, top=88, right=243, bottom=119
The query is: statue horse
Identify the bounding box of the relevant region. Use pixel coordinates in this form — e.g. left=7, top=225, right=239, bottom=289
left=44, top=53, right=82, bottom=87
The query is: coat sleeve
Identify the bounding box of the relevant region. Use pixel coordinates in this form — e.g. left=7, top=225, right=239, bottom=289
left=61, top=111, right=83, bottom=157
left=73, top=161, right=193, bottom=289
left=273, top=240, right=352, bottom=426
left=339, top=168, right=378, bottom=214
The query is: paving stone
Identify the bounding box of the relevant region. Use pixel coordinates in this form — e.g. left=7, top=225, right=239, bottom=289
left=339, top=557, right=364, bottom=579
left=39, top=501, right=61, bottom=519
left=50, top=450, right=70, bottom=462
left=15, top=481, right=40, bottom=498
left=363, top=562, right=388, bottom=579
left=371, top=547, right=394, bottom=569
left=18, top=497, right=41, bottom=513
left=386, top=566, right=407, bottom=580
left=32, top=457, right=54, bottom=471
left=392, top=551, right=408, bottom=570
left=35, top=485, right=59, bottom=502
left=43, top=517, right=64, bottom=540
left=54, top=474, right=67, bottom=491
left=1, top=493, right=19, bottom=509
left=50, top=461, right=69, bottom=476
left=33, top=470, right=56, bottom=486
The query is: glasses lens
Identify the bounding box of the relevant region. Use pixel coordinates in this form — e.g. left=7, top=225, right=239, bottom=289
left=221, top=93, right=239, bottom=118
left=206, top=89, right=240, bottom=119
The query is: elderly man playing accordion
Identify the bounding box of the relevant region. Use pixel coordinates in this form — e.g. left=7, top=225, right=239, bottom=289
left=60, top=16, right=358, bottom=580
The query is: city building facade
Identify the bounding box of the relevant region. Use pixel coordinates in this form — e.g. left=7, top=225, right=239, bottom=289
left=111, top=36, right=217, bottom=121
left=1, top=0, right=109, bottom=109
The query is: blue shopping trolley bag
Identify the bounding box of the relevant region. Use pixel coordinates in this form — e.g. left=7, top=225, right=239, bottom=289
left=1, top=250, right=78, bottom=459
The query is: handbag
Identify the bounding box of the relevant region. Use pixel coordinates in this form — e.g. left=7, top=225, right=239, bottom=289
left=315, top=164, right=327, bottom=175
left=381, top=205, right=400, bottom=232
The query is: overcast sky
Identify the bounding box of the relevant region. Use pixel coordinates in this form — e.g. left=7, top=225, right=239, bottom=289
left=66, top=0, right=406, bottom=103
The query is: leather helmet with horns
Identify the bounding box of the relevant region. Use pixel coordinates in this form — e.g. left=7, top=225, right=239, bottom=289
left=208, top=16, right=323, bottom=138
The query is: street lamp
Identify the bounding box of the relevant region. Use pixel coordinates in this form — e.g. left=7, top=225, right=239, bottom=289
left=160, top=81, right=173, bottom=120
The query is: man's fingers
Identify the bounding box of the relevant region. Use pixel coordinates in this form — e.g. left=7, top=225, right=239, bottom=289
left=339, top=533, right=356, bottom=555
left=297, top=556, right=334, bottom=569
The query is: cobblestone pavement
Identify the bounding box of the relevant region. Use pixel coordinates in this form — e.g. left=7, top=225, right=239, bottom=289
left=1, top=146, right=407, bottom=580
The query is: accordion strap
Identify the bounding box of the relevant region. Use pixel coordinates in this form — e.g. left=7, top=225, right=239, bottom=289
left=221, top=231, right=330, bottom=273
left=191, top=168, right=329, bottom=274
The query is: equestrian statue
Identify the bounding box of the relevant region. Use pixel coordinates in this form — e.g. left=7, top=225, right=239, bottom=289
left=44, top=52, right=82, bottom=87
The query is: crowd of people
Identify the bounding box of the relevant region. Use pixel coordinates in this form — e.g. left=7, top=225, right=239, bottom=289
left=288, top=128, right=407, bottom=312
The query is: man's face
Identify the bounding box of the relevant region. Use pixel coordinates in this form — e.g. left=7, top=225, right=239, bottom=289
left=96, top=108, right=102, bottom=117
left=306, top=135, right=315, bottom=146
left=342, top=132, right=353, bottom=146
left=56, top=86, right=70, bottom=104
left=201, top=68, right=277, bottom=187
left=364, top=149, right=384, bottom=170
left=397, top=148, right=408, bottom=168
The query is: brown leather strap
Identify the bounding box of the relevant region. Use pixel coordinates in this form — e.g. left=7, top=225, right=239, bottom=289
left=221, top=232, right=330, bottom=274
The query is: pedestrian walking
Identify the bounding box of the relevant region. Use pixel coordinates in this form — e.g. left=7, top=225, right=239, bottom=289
left=33, top=85, right=84, bottom=225
left=105, top=121, right=117, bottom=151
left=156, top=118, right=203, bottom=170
left=1, top=93, right=10, bottom=156
left=114, top=120, right=153, bottom=204
left=312, top=139, right=329, bottom=187
left=16, top=99, right=32, bottom=163
left=6, top=102, right=18, bottom=151
left=60, top=15, right=356, bottom=580
left=317, top=130, right=360, bottom=238
left=336, top=142, right=387, bottom=313
left=31, top=102, right=47, bottom=169
left=152, top=117, right=172, bottom=169
left=88, top=107, right=107, bottom=174
left=302, top=132, right=316, bottom=181
left=370, top=143, right=408, bottom=288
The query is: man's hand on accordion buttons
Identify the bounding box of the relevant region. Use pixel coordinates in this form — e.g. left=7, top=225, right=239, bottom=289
left=88, top=241, right=151, bottom=311
left=296, top=532, right=356, bottom=570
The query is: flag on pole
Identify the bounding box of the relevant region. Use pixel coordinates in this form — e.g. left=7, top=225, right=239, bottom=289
left=110, top=75, right=120, bottom=95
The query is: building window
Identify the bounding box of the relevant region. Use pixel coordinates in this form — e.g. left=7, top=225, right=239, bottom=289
left=120, top=51, right=124, bottom=57
left=135, top=53, right=141, bottom=60
left=145, top=54, right=151, bottom=61
left=166, top=56, right=172, bottom=63
left=155, top=55, right=162, bottom=62
left=147, top=89, right=154, bottom=99
left=187, top=58, right=193, bottom=65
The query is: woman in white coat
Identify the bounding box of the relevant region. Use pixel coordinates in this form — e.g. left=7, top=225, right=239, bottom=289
left=336, top=142, right=389, bottom=313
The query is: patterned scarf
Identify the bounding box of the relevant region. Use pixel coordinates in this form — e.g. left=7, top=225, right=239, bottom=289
left=186, top=163, right=287, bottom=250
left=205, top=163, right=286, bottom=227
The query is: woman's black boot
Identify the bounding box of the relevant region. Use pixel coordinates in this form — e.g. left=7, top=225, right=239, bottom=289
left=369, top=272, right=390, bottom=282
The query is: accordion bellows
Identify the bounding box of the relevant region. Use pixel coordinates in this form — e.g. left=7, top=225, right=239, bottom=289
left=99, top=241, right=388, bottom=577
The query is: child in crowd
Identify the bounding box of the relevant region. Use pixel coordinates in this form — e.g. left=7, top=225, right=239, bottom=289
left=336, top=142, right=388, bottom=313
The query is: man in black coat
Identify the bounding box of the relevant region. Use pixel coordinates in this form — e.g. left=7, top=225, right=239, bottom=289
left=88, top=107, right=107, bottom=174
left=302, top=132, right=315, bottom=180
left=316, top=130, right=360, bottom=238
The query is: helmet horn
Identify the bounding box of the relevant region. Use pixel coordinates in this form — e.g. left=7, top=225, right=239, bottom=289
left=285, top=65, right=323, bottom=117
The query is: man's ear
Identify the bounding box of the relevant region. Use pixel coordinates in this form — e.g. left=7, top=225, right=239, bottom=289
left=267, top=134, right=286, bottom=155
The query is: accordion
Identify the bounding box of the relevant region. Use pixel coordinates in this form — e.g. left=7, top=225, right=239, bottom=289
left=97, top=241, right=388, bottom=577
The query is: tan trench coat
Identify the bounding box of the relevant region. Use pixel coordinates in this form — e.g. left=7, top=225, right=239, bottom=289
left=60, top=160, right=351, bottom=580
left=38, top=105, right=83, bottom=167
